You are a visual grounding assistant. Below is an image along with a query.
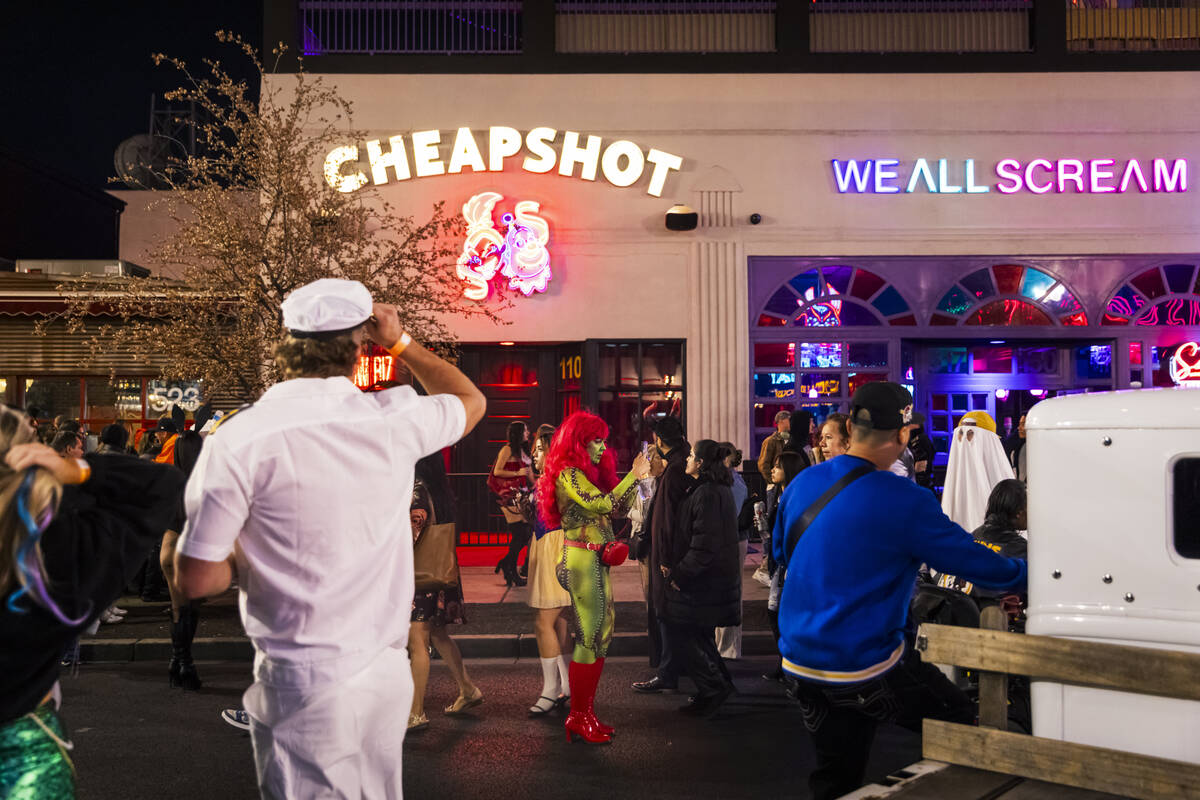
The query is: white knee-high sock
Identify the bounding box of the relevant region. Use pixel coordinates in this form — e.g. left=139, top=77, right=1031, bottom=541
left=556, top=655, right=571, bottom=697
left=540, top=657, right=560, bottom=699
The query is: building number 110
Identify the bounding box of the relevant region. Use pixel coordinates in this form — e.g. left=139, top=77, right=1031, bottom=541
left=560, top=356, right=582, bottom=381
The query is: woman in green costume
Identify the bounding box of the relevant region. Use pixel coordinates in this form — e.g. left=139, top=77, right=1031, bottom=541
left=536, top=411, right=650, bottom=744
left=1, top=407, right=182, bottom=798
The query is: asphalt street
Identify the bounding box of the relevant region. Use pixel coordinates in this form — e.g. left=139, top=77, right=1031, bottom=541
left=64, top=656, right=922, bottom=800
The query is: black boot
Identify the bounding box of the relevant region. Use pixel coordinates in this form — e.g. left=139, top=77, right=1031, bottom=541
left=169, top=605, right=202, bottom=691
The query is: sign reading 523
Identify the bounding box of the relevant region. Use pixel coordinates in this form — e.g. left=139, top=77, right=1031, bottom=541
left=148, top=381, right=202, bottom=413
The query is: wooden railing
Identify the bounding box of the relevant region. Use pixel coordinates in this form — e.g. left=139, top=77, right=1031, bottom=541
left=915, top=607, right=1200, bottom=800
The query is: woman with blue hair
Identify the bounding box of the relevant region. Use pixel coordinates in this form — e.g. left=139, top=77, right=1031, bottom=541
left=0, top=406, right=182, bottom=798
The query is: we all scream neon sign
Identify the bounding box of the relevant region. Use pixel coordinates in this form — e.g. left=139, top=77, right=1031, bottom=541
left=831, top=157, right=1188, bottom=195
left=325, top=127, right=683, bottom=197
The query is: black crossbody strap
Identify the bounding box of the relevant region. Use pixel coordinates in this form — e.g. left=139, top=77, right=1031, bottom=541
left=785, top=463, right=875, bottom=565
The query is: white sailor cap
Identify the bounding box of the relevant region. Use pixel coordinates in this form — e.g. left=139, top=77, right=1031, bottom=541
left=281, top=279, right=373, bottom=338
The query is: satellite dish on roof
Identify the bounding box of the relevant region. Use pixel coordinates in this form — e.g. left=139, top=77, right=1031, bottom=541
left=113, top=134, right=185, bottom=189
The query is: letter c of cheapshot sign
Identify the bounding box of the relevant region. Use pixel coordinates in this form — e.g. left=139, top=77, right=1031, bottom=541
left=324, top=127, right=684, bottom=198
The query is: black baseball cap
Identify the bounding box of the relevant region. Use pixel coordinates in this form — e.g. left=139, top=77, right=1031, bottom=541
left=849, top=382, right=914, bottom=431
left=152, top=419, right=179, bottom=434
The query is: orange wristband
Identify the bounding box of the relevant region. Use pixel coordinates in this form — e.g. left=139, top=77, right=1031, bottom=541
left=387, top=332, right=413, bottom=357
left=67, top=458, right=91, bottom=485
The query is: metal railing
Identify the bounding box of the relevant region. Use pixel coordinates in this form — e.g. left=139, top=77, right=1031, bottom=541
left=810, top=0, right=1033, bottom=52
left=299, top=0, right=523, bottom=54
left=1067, top=0, right=1200, bottom=52
left=555, top=0, right=777, bottom=52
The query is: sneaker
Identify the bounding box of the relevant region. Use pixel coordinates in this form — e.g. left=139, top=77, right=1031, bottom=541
left=221, top=709, right=251, bottom=731
left=110, top=606, right=128, bottom=616
left=100, top=608, right=124, bottom=624
left=752, top=569, right=772, bottom=588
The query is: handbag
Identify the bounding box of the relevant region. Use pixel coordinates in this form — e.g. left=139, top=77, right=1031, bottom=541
left=413, top=497, right=460, bottom=592
left=600, top=541, right=629, bottom=567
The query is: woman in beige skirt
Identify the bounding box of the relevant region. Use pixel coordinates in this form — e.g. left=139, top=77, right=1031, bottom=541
left=526, top=429, right=573, bottom=715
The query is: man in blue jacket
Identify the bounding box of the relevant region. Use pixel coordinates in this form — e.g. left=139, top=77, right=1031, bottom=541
left=773, top=383, right=1027, bottom=800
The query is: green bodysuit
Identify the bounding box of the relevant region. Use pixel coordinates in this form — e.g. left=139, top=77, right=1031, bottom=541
left=555, top=467, right=639, bottom=664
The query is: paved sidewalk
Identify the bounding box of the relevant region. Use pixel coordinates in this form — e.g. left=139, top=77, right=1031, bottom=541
left=81, top=548, right=775, bottom=663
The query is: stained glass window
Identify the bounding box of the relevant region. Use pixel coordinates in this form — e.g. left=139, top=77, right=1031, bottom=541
left=757, top=265, right=913, bottom=327
left=934, top=265, right=1084, bottom=327
left=1103, top=264, right=1200, bottom=326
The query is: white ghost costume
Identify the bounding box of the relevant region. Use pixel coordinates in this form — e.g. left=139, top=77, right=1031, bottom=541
left=940, top=420, right=1015, bottom=533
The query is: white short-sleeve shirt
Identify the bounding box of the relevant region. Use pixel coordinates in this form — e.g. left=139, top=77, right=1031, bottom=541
left=177, top=376, right=465, bottom=689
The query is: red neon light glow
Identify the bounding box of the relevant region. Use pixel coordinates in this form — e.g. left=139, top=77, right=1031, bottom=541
left=1169, top=342, right=1200, bottom=384
left=353, top=354, right=396, bottom=389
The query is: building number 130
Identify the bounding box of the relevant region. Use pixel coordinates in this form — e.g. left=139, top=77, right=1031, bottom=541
left=560, top=356, right=583, bottom=381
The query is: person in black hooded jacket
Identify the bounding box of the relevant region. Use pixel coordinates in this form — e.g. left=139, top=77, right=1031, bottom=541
left=0, top=406, right=183, bottom=797
left=659, top=439, right=741, bottom=718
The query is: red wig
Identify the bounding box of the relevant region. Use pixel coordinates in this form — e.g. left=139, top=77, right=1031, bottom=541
left=536, top=410, right=619, bottom=529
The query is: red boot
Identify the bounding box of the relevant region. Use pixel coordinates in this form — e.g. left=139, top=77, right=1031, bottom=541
left=585, top=658, right=615, bottom=737
left=564, top=660, right=612, bottom=744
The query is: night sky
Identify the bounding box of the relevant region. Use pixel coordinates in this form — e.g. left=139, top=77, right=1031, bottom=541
left=0, top=2, right=263, bottom=191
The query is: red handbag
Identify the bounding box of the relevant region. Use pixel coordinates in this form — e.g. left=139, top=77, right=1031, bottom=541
left=600, top=541, right=629, bottom=567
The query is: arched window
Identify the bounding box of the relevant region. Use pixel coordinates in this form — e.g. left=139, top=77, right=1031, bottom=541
left=756, top=265, right=916, bottom=327
left=930, top=264, right=1087, bottom=327
left=1102, top=264, right=1200, bottom=327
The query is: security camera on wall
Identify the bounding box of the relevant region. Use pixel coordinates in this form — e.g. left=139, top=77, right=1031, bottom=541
left=665, top=204, right=698, bottom=231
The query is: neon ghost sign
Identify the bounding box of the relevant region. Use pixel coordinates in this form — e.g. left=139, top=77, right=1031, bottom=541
left=456, top=192, right=551, bottom=301
left=1169, top=342, right=1200, bottom=385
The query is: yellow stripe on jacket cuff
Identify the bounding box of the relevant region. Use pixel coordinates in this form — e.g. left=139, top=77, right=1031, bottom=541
left=781, top=641, right=905, bottom=684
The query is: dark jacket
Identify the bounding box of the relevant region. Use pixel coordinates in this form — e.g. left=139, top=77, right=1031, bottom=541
left=969, top=518, right=1028, bottom=602
left=662, top=479, right=742, bottom=628
left=0, top=455, right=184, bottom=722
left=649, top=444, right=692, bottom=615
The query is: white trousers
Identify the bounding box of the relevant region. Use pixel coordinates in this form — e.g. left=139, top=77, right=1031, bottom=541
left=715, top=539, right=749, bottom=659
left=245, top=646, right=413, bottom=800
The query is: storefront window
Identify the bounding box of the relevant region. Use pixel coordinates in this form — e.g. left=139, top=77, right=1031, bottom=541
left=1075, top=345, right=1112, bottom=381
left=1129, top=342, right=1144, bottom=384
left=929, top=347, right=969, bottom=375
left=593, top=340, right=684, bottom=468
left=971, top=346, right=1013, bottom=374
left=24, top=378, right=81, bottom=422
left=754, top=342, right=795, bottom=368
left=755, top=372, right=796, bottom=400
left=846, top=372, right=887, bottom=395
left=800, top=342, right=841, bottom=369
left=847, top=342, right=887, bottom=369
left=799, top=373, right=840, bottom=398
left=1016, top=347, right=1057, bottom=375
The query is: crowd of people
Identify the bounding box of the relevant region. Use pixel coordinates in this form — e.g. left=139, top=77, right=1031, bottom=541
left=0, top=277, right=1032, bottom=799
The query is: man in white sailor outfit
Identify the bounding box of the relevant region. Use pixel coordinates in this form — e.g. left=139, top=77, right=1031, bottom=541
left=174, top=279, right=485, bottom=799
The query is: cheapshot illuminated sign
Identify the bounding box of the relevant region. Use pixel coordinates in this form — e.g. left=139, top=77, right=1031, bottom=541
left=325, top=127, right=683, bottom=197
left=831, top=158, right=1188, bottom=195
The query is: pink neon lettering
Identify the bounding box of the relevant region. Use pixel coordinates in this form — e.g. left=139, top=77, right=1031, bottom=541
left=1153, top=158, right=1187, bottom=192
left=995, top=159, right=1023, bottom=194
left=1120, top=160, right=1149, bottom=193
left=1056, top=159, right=1085, bottom=193
left=1089, top=159, right=1116, bottom=193
left=1024, top=160, right=1053, bottom=194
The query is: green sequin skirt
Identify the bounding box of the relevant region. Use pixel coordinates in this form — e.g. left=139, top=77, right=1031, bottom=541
left=0, top=704, right=75, bottom=800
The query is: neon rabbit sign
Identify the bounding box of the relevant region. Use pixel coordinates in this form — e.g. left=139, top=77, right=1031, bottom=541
left=456, top=192, right=552, bottom=301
